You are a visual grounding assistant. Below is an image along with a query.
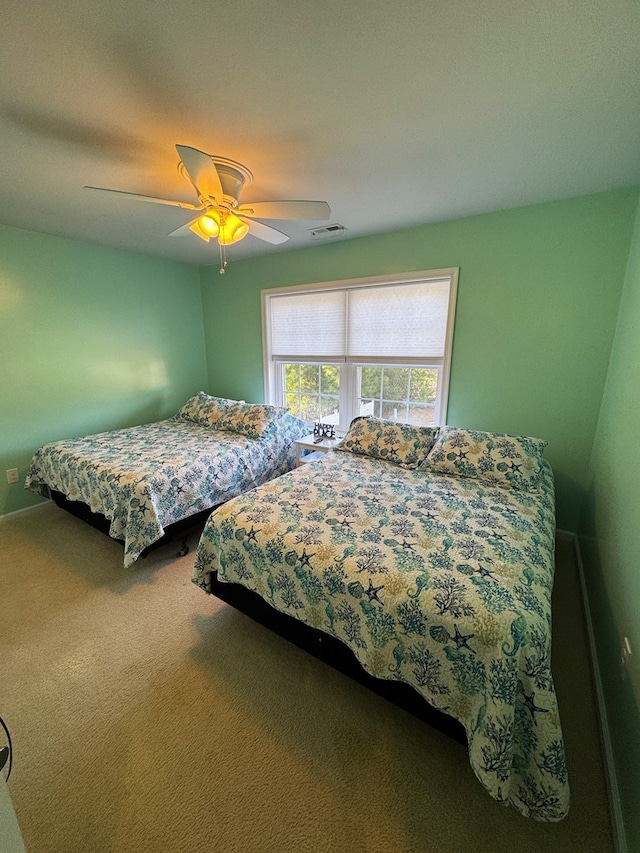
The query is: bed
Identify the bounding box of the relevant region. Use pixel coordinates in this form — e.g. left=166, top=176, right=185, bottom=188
left=192, top=418, right=570, bottom=821
left=25, top=393, right=307, bottom=567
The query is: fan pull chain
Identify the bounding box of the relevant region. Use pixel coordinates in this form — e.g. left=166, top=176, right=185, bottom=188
left=219, top=239, right=227, bottom=274
left=219, top=212, right=228, bottom=273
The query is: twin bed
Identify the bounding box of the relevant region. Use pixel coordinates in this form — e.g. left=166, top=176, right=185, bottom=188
left=27, top=406, right=569, bottom=821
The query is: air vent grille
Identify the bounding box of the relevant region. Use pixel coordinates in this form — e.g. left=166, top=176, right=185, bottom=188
left=309, top=224, right=347, bottom=240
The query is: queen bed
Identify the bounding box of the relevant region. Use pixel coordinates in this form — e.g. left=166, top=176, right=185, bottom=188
left=192, top=418, right=570, bottom=821
left=25, top=393, right=307, bottom=567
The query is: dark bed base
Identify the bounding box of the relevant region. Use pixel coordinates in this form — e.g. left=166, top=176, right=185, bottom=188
left=50, top=490, right=213, bottom=558
left=208, top=572, right=467, bottom=745
left=51, top=488, right=465, bottom=743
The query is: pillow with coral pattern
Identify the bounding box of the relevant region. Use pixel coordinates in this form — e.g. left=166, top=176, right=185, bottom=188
left=336, top=416, right=439, bottom=468
left=424, top=425, right=547, bottom=490
left=217, top=402, right=289, bottom=439
left=175, top=392, right=241, bottom=429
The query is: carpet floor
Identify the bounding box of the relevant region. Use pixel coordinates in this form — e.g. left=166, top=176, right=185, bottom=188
left=1, top=503, right=613, bottom=852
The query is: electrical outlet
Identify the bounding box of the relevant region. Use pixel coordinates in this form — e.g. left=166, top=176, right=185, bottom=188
left=6, top=468, right=19, bottom=485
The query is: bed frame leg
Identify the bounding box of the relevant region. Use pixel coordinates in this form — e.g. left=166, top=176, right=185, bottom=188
left=179, top=537, right=190, bottom=557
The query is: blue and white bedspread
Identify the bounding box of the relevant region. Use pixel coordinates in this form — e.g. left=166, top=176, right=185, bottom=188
left=26, top=414, right=306, bottom=567
left=192, top=451, right=569, bottom=821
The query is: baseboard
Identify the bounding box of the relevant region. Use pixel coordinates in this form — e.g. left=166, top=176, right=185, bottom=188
left=0, top=500, right=51, bottom=524
left=555, top=528, right=574, bottom=541
left=557, top=528, right=627, bottom=853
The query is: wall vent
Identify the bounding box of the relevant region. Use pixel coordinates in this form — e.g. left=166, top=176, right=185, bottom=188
left=309, top=223, right=347, bottom=240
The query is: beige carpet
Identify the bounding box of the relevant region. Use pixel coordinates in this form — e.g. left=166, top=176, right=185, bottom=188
left=1, top=504, right=613, bottom=853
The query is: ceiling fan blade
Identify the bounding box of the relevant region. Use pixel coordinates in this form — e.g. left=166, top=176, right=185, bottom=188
left=168, top=216, right=203, bottom=238
left=176, top=144, right=223, bottom=201
left=84, top=186, right=201, bottom=210
left=236, top=200, right=331, bottom=221
left=243, top=217, right=289, bottom=244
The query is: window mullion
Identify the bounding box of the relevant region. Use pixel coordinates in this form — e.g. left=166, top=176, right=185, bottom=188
left=342, top=362, right=355, bottom=431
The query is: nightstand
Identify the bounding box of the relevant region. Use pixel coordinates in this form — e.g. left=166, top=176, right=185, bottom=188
left=294, top=433, right=342, bottom=466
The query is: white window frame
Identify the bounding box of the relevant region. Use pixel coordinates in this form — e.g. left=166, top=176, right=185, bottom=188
left=261, top=268, right=458, bottom=431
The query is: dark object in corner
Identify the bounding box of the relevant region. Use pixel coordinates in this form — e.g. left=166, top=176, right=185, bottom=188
left=0, top=715, right=13, bottom=781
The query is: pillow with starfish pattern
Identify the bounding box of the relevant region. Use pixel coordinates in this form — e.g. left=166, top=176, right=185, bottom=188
left=336, top=416, right=439, bottom=468
left=424, top=425, right=547, bottom=490
left=175, top=392, right=242, bottom=429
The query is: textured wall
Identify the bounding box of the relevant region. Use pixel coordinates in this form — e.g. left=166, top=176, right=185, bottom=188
left=0, top=224, right=207, bottom=514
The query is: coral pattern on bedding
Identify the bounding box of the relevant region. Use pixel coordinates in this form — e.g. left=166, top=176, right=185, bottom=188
left=175, top=392, right=240, bottom=429
left=26, top=413, right=307, bottom=567
left=425, top=426, right=547, bottom=491
left=192, top=450, right=569, bottom=821
left=336, top=416, right=439, bottom=468
left=216, top=402, right=290, bottom=439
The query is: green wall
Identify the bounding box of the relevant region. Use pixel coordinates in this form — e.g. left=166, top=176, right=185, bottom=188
left=2, top=187, right=639, bottom=845
left=200, top=187, right=639, bottom=532
left=579, top=196, right=640, bottom=853
left=0, top=224, right=207, bottom=515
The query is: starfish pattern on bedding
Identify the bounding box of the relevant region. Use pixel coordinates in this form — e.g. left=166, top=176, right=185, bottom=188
left=365, top=579, right=385, bottom=602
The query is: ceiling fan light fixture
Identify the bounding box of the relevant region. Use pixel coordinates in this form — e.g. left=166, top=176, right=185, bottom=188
left=87, top=145, right=329, bottom=263
left=188, top=218, right=212, bottom=242
left=190, top=209, right=249, bottom=246
left=198, top=213, right=220, bottom=237
left=218, top=211, right=249, bottom=245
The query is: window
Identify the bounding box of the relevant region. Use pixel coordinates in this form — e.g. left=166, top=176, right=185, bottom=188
left=262, top=269, right=458, bottom=431
left=283, top=363, right=341, bottom=423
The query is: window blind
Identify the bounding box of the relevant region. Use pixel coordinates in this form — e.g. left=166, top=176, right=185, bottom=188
left=269, top=277, right=451, bottom=361
left=270, top=290, right=346, bottom=358
left=347, top=280, right=450, bottom=359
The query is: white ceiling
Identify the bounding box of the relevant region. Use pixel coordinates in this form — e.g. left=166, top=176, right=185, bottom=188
left=2, top=0, right=639, bottom=267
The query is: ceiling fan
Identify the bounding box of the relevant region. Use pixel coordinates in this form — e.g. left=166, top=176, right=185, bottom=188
left=85, top=144, right=331, bottom=270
